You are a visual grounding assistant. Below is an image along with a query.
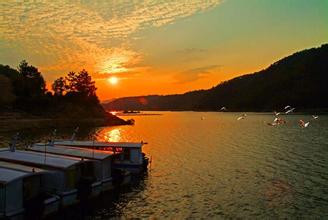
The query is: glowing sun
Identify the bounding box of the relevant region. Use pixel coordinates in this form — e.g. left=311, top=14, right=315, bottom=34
left=108, top=76, right=118, bottom=85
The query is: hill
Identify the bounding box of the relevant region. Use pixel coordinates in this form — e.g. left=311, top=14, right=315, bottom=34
left=103, top=44, right=328, bottom=112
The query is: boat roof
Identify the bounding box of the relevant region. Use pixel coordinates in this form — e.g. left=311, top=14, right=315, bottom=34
left=50, top=140, right=145, bottom=148
left=0, top=167, right=34, bottom=185
left=0, top=150, right=86, bottom=170
left=0, top=161, right=46, bottom=173
left=30, top=144, right=115, bottom=160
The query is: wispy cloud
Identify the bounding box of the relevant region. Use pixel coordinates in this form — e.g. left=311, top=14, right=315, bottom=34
left=0, top=0, right=222, bottom=79
left=174, top=65, right=222, bottom=83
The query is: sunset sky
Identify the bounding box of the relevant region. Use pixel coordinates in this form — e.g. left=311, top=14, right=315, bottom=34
left=0, top=0, right=327, bottom=100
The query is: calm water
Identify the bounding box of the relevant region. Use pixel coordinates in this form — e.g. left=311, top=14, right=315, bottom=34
left=1, top=112, right=328, bottom=219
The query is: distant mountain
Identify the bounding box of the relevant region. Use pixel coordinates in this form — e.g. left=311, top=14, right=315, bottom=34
left=103, top=44, right=328, bottom=112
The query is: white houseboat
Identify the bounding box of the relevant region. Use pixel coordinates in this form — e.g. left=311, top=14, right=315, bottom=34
left=29, top=144, right=131, bottom=192
left=0, top=161, right=60, bottom=218
left=0, top=149, right=88, bottom=207
left=42, top=140, right=149, bottom=174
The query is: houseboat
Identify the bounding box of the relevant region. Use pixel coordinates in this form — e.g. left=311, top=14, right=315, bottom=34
left=0, top=161, right=60, bottom=218
left=0, top=149, right=89, bottom=207
left=29, top=144, right=131, bottom=192
left=43, top=140, right=149, bottom=174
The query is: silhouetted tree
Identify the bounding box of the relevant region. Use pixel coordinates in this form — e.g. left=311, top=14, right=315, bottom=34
left=52, top=77, right=67, bottom=96
left=0, top=75, right=15, bottom=106
left=65, top=69, right=97, bottom=97
left=0, top=64, right=19, bottom=81
left=14, top=60, right=46, bottom=97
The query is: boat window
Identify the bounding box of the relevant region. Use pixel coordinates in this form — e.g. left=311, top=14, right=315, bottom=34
left=123, top=149, right=130, bottom=160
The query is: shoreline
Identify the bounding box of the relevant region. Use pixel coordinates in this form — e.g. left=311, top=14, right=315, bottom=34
left=0, top=114, right=130, bottom=132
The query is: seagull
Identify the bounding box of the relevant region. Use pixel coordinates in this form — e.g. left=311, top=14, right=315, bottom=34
left=237, top=116, right=245, bottom=121
left=270, top=117, right=286, bottom=126
left=299, top=120, right=310, bottom=128
left=237, top=113, right=247, bottom=120
left=267, top=122, right=278, bottom=126
left=284, top=105, right=291, bottom=110
left=274, top=111, right=281, bottom=116
left=312, top=115, right=319, bottom=120
left=220, top=107, right=227, bottom=111
left=285, top=108, right=295, bottom=114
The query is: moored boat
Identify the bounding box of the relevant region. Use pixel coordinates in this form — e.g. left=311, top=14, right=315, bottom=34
left=0, top=161, right=60, bottom=218
left=0, top=149, right=88, bottom=207
left=41, top=140, right=149, bottom=174
left=29, top=144, right=131, bottom=192
left=0, top=166, right=62, bottom=219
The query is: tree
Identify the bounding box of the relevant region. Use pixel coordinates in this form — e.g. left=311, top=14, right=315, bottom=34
left=52, top=77, right=67, bottom=96
left=0, top=75, right=15, bottom=106
left=15, top=60, right=46, bottom=97
left=0, top=64, right=19, bottom=81
left=65, top=69, right=97, bottom=97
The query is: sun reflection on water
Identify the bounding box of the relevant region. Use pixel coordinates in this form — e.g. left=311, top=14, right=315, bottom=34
left=101, top=128, right=122, bottom=142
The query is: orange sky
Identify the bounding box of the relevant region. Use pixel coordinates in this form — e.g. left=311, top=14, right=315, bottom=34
left=1, top=0, right=327, bottom=100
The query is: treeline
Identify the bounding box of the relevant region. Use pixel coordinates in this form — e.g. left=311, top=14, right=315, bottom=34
left=104, top=43, right=328, bottom=112
left=0, top=61, right=105, bottom=118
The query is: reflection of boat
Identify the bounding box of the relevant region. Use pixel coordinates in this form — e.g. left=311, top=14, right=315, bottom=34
left=0, top=149, right=90, bottom=207
left=0, top=161, right=60, bottom=218
left=45, top=141, right=149, bottom=174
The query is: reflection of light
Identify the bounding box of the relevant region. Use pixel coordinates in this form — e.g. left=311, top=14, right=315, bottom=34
left=110, top=111, right=118, bottom=115
left=104, top=128, right=121, bottom=142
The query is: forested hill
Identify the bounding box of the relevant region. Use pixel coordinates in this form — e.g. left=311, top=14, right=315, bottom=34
left=103, top=44, right=328, bottom=112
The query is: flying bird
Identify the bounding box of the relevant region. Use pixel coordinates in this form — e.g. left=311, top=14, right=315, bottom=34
left=284, top=105, right=291, bottom=110
left=268, top=117, right=286, bottom=126
left=237, top=113, right=247, bottom=121
left=312, top=115, right=319, bottom=120
left=285, top=108, right=295, bottom=114
left=267, top=122, right=278, bottom=126
left=299, top=120, right=310, bottom=128
left=274, top=111, right=281, bottom=116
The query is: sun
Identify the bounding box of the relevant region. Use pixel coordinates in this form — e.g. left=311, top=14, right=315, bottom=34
left=108, top=76, right=118, bottom=85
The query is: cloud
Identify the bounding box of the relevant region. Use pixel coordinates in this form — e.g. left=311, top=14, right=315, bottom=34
left=0, top=0, right=222, bottom=79
left=176, top=48, right=208, bottom=54
left=174, top=64, right=222, bottom=83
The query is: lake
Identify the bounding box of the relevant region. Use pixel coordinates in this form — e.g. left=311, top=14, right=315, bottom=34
left=1, top=112, right=328, bottom=219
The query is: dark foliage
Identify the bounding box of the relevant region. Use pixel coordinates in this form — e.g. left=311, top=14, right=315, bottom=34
left=104, top=44, right=328, bottom=112
left=0, top=61, right=108, bottom=119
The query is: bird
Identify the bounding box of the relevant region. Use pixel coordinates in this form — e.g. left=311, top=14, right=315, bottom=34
left=220, top=107, right=227, bottom=111
left=267, top=122, right=278, bottom=126
left=299, top=120, right=310, bottom=128
left=269, top=117, right=286, bottom=126
left=285, top=108, right=295, bottom=114
left=274, top=111, right=281, bottom=116
left=237, top=113, right=247, bottom=120
left=312, top=115, right=319, bottom=120
left=237, top=116, right=244, bottom=121
left=284, top=105, right=291, bottom=110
